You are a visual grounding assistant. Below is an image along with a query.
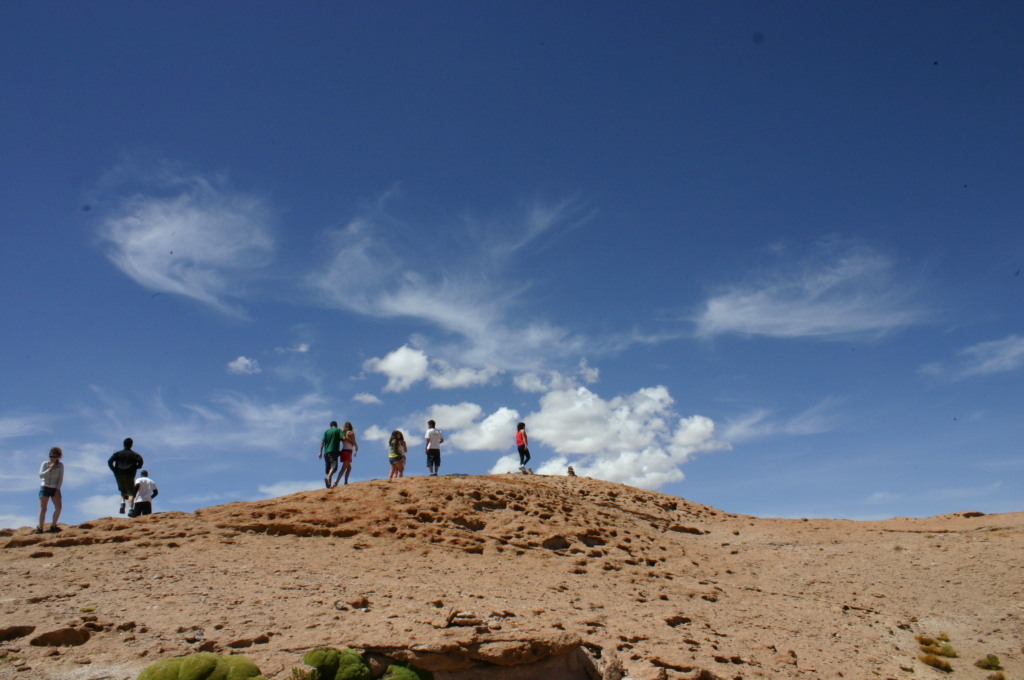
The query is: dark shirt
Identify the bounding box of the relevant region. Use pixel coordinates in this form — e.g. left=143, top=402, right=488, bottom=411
left=108, top=448, right=144, bottom=473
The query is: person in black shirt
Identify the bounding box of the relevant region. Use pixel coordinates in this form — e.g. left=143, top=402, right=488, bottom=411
left=108, top=438, right=144, bottom=515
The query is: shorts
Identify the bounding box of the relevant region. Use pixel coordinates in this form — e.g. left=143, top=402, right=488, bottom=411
left=115, top=471, right=136, bottom=497
left=426, top=449, right=441, bottom=467
left=340, top=450, right=353, bottom=463
left=132, top=501, right=152, bottom=516
left=39, top=487, right=60, bottom=498
left=324, top=451, right=340, bottom=474
left=389, top=455, right=405, bottom=466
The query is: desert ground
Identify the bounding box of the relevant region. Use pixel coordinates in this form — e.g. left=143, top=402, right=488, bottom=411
left=1, top=474, right=1021, bottom=680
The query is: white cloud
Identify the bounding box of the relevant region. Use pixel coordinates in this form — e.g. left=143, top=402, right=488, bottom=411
left=526, top=386, right=727, bottom=489
left=98, top=170, right=273, bottom=316
left=428, top=360, right=502, bottom=389
left=257, top=480, right=322, bottom=498
left=363, top=425, right=389, bottom=442
left=721, top=399, right=839, bottom=442
left=0, top=415, right=52, bottom=440
left=695, top=244, right=925, bottom=340
left=363, top=345, right=429, bottom=392
left=449, top=407, right=521, bottom=451
left=489, top=454, right=524, bottom=475
left=449, top=385, right=725, bottom=489
left=227, top=356, right=262, bottom=375
left=275, top=343, right=310, bottom=354
left=77, top=494, right=124, bottom=522
left=363, top=345, right=502, bottom=392
left=513, top=373, right=549, bottom=393
left=426, top=402, right=484, bottom=430
left=921, top=335, right=1024, bottom=379
left=512, top=360, right=599, bottom=394
left=352, top=393, right=384, bottom=405
left=308, top=202, right=589, bottom=370
left=0, top=514, right=37, bottom=530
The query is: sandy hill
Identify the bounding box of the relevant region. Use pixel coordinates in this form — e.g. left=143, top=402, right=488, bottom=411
left=1, top=474, right=1021, bottom=680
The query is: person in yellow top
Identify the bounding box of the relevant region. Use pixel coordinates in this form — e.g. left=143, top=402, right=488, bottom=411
left=337, top=422, right=358, bottom=486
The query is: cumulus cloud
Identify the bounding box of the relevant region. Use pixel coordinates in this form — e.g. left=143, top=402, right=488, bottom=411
left=257, top=480, right=322, bottom=498
left=449, top=407, right=521, bottom=451
left=352, top=393, right=383, bottom=405
left=695, top=244, right=925, bottom=340
left=526, top=386, right=727, bottom=489
left=920, top=335, right=1024, bottom=379
left=0, top=514, right=37, bottom=531
left=98, top=170, right=274, bottom=316
left=227, top=356, right=262, bottom=375
left=363, top=345, right=429, bottom=392
left=363, top=345, right=502, bottom=392
left=77, top=494, right=123, bottom=522
left=362, top=425, right=389, bottom=442
left=426, top=402, right=485, bottom=430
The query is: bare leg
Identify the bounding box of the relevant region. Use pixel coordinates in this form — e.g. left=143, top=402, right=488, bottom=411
left=342, top=462, right=352, bottom=485
left=51, top=491, right=62, bottom=527
left=38, top=496, right=48, bottom=530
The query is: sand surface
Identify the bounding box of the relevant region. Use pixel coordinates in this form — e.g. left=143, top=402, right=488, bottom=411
left=1, top=474, right=1021, bottom=679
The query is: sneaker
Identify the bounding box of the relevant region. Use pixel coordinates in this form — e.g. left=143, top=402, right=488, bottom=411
left=34, top=527, right=43, bottom=534
left=49, top=525, right=62, bottom=533
left=324, top=478, right=331, bottom=489
left=119, top=503, right=126, bottom=515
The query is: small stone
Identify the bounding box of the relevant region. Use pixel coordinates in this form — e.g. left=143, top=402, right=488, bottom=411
left=346, top=596, right=370, bottom=609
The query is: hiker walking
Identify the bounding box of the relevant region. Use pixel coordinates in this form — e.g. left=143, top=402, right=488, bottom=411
left=319, top=421, right=343, bottom=488
left=37, top=447, right=64, bottom=534
left=338, top=422, right=358, bottom=486
left=516, top=422, right=531, bottom=472
left=425, top=420, right=443, bottom=476
left=108, top=438, right=143, bottom=515
left=388, top=430, right=407, bottom=480
left=130, top=470, right=159, bottom=517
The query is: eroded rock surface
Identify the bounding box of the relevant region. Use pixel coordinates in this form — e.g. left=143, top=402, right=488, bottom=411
left=0, top=475, right=1021, bottom=680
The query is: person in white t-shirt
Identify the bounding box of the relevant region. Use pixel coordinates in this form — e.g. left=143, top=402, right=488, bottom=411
left=424, top=420, right=444, bottom=476
left=131, top=471, right=159, bottom=517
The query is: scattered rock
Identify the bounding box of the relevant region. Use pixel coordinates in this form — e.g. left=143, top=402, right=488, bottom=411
left=29, top=628, right=90, bottom=647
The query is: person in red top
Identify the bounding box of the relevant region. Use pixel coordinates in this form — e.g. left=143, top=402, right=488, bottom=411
left=516, top=422, right=530, bottom=472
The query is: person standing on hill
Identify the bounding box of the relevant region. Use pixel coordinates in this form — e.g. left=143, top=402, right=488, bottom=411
left=338, top=421, right=358, bottom=486
left=131, top=470, right=158, bottom=517
left=37, top=447, right=64, bottom=534
left=319, top=421, right=343, bottom=488
left=516, top=422, right=531, bottom=472
left=108, top=438, right=143, bottom=515
left=388, top=430, right=407, bottom=480
left=425, top=420, right=444, bottom=476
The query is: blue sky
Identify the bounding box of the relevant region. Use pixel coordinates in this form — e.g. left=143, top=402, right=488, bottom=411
left=2, top=2, right=1021, bottom=529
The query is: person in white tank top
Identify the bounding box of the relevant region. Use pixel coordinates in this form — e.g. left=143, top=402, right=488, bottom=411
left=131, top=471, right=159, bottom=517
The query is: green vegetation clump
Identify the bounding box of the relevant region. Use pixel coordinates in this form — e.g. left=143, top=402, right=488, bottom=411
left=290, top=668, right=318, bottom=680
left=137, top=653, right=266, bottom=680
left=302, top=648, right=370, bottom=680
left=383, top=662, right=434, bottom=680
left=975, top=655, right=1001, bottom=671
left=915, top=635, right=938, bottom=646
left=986, top=672, right=1005, bottom=680
left=918, top=654, right=952, bottom=672
left=938, top=632, right=950, bottom=642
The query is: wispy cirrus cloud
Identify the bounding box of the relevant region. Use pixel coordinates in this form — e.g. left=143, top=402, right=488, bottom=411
left=97, top=167, right=274, bottom=316
left=695, top=242, right=926, bottom=340
left=721, top=398, right=841, bottom=443
left=227, top=356, right=262, bottom=375
left=308, top=198, right=589, bottom=369
left=920, top=335, right=1024, bottom=379
left=0, top=414, right=52, bottom=440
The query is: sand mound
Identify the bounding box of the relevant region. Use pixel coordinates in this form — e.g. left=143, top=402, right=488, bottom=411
left=1, top=474, right=1021, bottom=680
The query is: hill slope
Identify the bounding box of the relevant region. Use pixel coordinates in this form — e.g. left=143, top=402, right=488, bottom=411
left=1, top=474, right=1022, bottom=679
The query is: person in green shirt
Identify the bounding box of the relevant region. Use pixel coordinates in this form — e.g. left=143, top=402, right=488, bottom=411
left=319, top=421, right=343, bottom=488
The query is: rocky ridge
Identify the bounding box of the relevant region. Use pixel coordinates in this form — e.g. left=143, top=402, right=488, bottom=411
left=1, top=474, right=1021, bottom=679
